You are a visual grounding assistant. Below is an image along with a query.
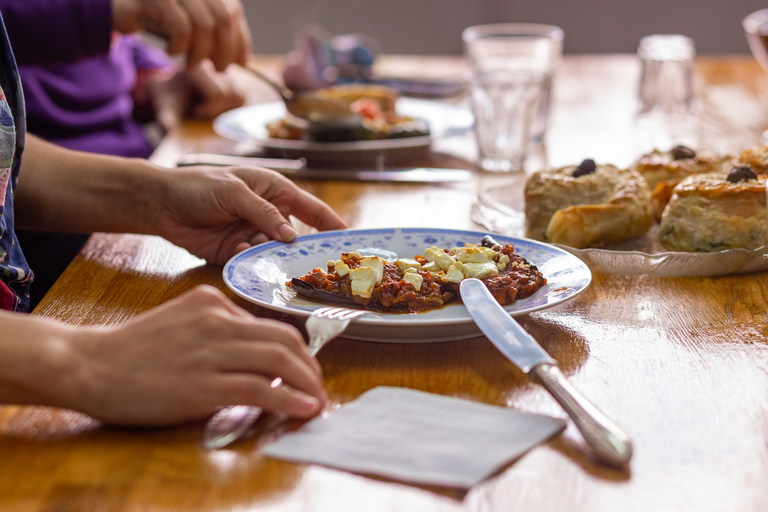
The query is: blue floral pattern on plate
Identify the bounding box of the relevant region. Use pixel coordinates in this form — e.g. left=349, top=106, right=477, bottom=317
left=223, top=228, right=592, bottom=342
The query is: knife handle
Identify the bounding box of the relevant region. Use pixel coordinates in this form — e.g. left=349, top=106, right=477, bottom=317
left=530, top=363, right=633, bottom=467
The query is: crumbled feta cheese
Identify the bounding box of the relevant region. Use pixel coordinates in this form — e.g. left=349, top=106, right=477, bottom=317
left=422, top=261, right=441, bottom=274
left=395, top=258, right=422, bottom=272
left=435, top=252, right=456, bottom=271
left=497, top=254, right=510, bottom=271
left=348, top=251, right=361, bottom=259
left=424, top=246, right=442, bottom=262
left=334, top=262, right=350, bottom=277
left=402, top=272, right=423, bottom=290
left=349, top=267, right=378, bottom=298
left=453, top=246, right=495, bottom=264
left=360, top=256, right=385, bottom=284
left=462, top=262, right=499, bottom=279
left=445, top=264, right=465, bottom=283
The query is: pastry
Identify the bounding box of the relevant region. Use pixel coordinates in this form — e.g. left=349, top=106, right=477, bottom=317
left=631, top=145, right=729, bottom=220
left=658, top=166, right=768, bottom=252
left=524, top=159, right=654, bottom=248
left=738, top=143, right=768, bottom=174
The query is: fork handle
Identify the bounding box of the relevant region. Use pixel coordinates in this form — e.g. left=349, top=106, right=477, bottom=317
left=530, top=363, right=633, bottom=467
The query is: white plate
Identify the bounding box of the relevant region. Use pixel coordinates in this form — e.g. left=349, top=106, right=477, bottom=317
left=471, top=182, right=768, bottom=278
left=223, top=228, right=592, bottom=342
left=213, top=99, right=474, bottom=165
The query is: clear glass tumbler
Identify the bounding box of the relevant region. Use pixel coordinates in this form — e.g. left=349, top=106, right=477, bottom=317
left=463, top=24, right=563, bottom=173
left=634, top=34, right=699, bottom=155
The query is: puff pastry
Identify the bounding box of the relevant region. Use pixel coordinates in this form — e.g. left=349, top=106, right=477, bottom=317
left=658, top=167, right=768, bottom=252
left=632, top=146, right=729, bottom=220
left=524, top=161, right=654, bottom=248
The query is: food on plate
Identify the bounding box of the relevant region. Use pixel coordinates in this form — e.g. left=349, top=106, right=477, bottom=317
left=524, top=159, right=654, bottom=248
left=631, top=145, right=730, bottom=220
left=658, top=165, right=768, bottom=252
left=737, top=143, right=768, bottom=173
left=288, top=236, right=546, bottom=313
left=266, top=84, right=430, bottom=143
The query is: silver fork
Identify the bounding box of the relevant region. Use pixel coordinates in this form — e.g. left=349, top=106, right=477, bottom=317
left=202, top=307, right=378, bottom=450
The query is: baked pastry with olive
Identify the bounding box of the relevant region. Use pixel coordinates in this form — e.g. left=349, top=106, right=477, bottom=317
left=524, top=159, right=654, bottom=248
left=737, top=143, right=768, bottom=174
left=631, top=145, right=728, bottom=220
left=658, top=165, right=768, bottom=252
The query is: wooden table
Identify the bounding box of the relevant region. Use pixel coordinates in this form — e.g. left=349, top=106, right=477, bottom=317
left=4, top=54, right=768, bottom=511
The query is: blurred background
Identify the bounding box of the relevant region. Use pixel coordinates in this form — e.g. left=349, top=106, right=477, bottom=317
left=245, top=0, right=765, bottom=55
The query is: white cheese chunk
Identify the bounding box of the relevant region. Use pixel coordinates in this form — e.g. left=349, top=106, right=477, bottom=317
left=423, top=246, right=442, bottom=262
left=462, top=262, right=499, bottom=279
left=395, top=258, right=422, bottom=272
left=422, top=261, right=441, bottom=274
left=445, top=264, right=465, bottom=283
left=453, top=246, right=494, bottom=264
left=435, top=252, right=456, bottom=271
left=349, top=267, right=378, bottom=298
left=334, top=262, right=350, bottom=277
left=359, top=256, right=385, bottom=284
left=402, top=272, right=423, bottom=290
left=497, top=254, right=510, bottom=271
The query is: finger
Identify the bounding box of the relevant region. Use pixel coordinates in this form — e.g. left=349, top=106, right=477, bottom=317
left=223, top=181, right=299, bottom=242
left=154, top=3, right=193, bottom=56
left=179, top=0, right=215, bottom=68
left=206, top=0, right=238, bottom=71
left=216, top=374, right=323, bottom=418
left=235, top=4, right=253, bottom=65
left=284, top=188, right=349, bottom=232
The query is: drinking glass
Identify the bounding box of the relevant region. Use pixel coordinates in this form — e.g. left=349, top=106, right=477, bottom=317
left=462, top=23, right=563, bottom=173
left=634, top=34, right=699, bottom=155
left=743, top=9, right=768, bottom=142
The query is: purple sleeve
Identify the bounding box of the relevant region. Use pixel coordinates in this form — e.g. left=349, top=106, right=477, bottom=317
left=0, top=0, right=111, bottom=65
left=129, top=36, right=176, bottom=72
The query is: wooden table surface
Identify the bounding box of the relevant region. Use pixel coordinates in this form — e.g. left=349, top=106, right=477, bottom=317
left=4, top=54, right=768, bottom=511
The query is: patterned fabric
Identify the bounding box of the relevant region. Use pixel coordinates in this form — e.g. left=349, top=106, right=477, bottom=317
left=0, top=12, right=31, bottom=312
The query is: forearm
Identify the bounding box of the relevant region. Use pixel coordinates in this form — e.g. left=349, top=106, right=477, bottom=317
left=14, top=135, right=168, bottom=235
left=0, top=311, right=81, bottom=408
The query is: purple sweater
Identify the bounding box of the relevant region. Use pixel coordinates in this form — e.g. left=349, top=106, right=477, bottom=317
left=1, top=0, right=173, bottom=158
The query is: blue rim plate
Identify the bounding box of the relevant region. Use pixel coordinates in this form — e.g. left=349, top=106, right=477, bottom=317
left=223, top=227, right=592, bottom=342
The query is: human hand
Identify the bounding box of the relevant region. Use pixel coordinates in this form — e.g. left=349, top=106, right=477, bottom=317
left=148, top=165, right=348, bottom=265
left=51, top=286, right=326, bottom=426
left=147, top=60, right=246, bottom=132
left=111, top=0, right=252, bottom=70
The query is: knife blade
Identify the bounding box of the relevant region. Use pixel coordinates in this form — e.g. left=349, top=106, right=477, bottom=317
left=177, top=154, right=472, bottom=182
left=459, top=278, right=633, bottom=468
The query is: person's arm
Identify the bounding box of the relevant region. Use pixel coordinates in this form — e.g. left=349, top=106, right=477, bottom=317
left=1, top=0, right=112, bottom=64
left=14, top=134, right=347, bottom=264
left=2, top=0, right=252, bottom=69
left=0, top=286, right=326, bottom=425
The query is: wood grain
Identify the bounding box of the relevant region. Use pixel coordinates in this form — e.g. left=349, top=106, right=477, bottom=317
left=2, top=55, right=768, bottom=511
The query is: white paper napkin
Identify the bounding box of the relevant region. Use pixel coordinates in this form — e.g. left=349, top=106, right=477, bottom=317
left=262, top=386, right=566, bottom=488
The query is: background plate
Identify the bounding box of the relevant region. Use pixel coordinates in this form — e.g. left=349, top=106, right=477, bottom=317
left=471, top=182, right=768, bottom=278
left=223, top=228, right=591, bottom=342
left=213, top=99, right=474, bottom=166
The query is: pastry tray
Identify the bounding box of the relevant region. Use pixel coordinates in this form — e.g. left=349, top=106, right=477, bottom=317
left=471, top=182, right=768, bottom=277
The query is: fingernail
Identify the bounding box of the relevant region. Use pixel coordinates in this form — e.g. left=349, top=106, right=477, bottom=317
left=278, top=223, right=297, bottom=241
left=299, top=396, right=321, bottom=415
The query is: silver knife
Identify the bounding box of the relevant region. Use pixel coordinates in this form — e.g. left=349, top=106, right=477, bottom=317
left=459, top=278, right=633, bottom=467
left=176, top=153, right=472, bottom=182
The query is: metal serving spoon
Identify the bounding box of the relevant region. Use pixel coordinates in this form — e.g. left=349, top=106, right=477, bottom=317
left=240, top=64, right=361, bottom=127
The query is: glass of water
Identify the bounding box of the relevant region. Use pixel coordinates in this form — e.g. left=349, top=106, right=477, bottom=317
left=462, top=23, right=563, bottom=173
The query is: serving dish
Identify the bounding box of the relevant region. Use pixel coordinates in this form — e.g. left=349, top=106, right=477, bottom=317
left=471, top=182, right=768, bottom=277
left=222, top=227, right=591, bottom=342
left=212, top=99, right=474, bottom=165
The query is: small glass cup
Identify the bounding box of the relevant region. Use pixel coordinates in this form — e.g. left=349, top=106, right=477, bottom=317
left=634, top=34, right=700, bottom=155
left=462, top=23, right=563, bottom=173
